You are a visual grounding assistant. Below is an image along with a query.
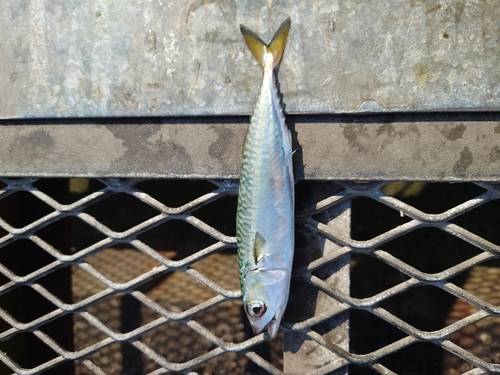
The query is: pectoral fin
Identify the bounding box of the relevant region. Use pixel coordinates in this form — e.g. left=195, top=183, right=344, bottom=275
left=253, top=232, right=267, bottom=264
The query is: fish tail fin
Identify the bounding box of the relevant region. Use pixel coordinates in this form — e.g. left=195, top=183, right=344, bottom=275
left=267, top=18, right=291, bottom=69
left=240, top=17, right=291, bottom=70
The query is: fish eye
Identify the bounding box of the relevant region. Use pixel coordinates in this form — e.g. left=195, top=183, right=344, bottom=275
left=245, top=300, right=267, bottom=317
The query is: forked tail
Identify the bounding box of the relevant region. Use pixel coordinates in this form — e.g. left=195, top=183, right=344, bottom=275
left=240, top=18, right=291, bottom=70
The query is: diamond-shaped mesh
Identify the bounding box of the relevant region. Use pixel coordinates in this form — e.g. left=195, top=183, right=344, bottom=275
left=0, top=178, right=498, bottom=374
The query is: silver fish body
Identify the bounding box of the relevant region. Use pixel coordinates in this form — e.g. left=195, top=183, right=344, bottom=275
left=237, top=18, right=294, bottom=338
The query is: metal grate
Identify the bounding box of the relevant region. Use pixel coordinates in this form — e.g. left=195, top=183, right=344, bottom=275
left=0, top=178, right=499, bottom=374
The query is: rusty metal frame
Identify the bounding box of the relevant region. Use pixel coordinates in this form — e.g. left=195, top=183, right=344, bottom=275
left=1, top=113, right=500, bottom=181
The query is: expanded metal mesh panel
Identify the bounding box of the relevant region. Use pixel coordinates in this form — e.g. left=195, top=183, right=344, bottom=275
left=0, top=178, right=498, bottom=374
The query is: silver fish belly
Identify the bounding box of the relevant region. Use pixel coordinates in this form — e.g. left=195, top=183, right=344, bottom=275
left=236, top=18, right=294, bottom=338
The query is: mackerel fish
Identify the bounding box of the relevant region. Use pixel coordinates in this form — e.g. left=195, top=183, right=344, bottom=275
left=236, top=18, right=294, bottom=338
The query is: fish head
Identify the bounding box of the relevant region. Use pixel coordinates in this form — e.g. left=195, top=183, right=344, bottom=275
left=243, top=269, right=290, bottom=338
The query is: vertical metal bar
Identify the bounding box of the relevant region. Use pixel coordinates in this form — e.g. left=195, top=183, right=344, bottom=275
left=284, top=182, right=350, bottom=374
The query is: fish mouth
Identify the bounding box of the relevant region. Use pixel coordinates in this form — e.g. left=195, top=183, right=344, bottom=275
left=266, top=319, right=280, bottom=338
left=252, top=317, right=280, bottom=338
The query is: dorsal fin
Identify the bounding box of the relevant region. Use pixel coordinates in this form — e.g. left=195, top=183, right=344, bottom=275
left=240, top=18, right=291, bottom=70
left=253, top=232, right=267, bottom=264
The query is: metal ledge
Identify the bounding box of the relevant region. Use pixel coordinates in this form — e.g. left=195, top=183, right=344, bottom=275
left=2, top=113, right=500, bottom=181
left=1, top=1, right=500, bottom=118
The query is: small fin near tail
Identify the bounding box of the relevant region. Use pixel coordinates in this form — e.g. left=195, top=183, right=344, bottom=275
left=240, top=17, right=291, bottom=70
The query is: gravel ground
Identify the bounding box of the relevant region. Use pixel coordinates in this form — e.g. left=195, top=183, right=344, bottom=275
left=443, top=266, right=500, bottom=374
left=72, top=249, right=283, bottom=374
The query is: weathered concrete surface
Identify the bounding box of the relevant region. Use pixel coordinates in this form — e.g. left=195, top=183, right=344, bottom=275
left=0, top=1, right=499, bottom=118
left=2, top=114, right=500, bottom=180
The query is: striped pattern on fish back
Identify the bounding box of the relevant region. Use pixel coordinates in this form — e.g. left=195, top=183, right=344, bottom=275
left=236, top=66, right=289, bottom=289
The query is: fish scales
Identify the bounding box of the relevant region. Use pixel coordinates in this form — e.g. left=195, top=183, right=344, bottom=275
left=236, top=18, right=294, bottom=338
left=237, top=71, right=292, bottom=271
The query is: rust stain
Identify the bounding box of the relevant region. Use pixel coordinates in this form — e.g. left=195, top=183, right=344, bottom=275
left=8, top=129, right=55, bottom=167
left=453, top=146, right=473, bottom=175
left=414, top=64, right=428, bottom=89
left=426, top=4, right=441, bottom=15
left=440, top=124, right=466, bottom=141
left=490, top=146, right=500, bottom=163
